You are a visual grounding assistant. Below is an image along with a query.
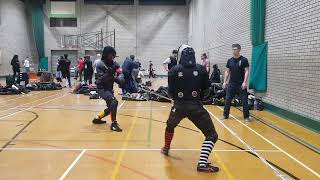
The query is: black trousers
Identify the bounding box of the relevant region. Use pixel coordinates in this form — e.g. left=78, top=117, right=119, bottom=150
left=223, top=84, right=249, bottom=118
left=123, top=71, right=137, bottom=94
left=166, top=102, right=218, bottom=139
left=78, top=70, right=83, bottom=81
left=149, top=70, right=155, bottom=78
left=62, top=71, right=71, bottom=87
left=13, top=70, right=20, bottom=83
left=97, top=89, right=118, bottom=121
left=84, top=71, right=93, bottom=85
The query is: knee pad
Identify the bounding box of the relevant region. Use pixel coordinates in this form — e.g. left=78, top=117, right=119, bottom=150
left=165, top=126, right=175, bottom=133
left=103, top=108, right=109, bottom=115
left=106, top=97, right=118, bottom=107
left=166, top=120, right=177, bottom=133
left=110, top=99, right=118, bottom=108
left=206, top=132, right=218, bottom=144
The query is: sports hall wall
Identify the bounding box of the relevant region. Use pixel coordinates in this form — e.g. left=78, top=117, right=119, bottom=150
left=189, top=0, right=320, bottom=121
left=43, top=0, right=188, bottom=75
left=0, top=0, right=38, bottom=76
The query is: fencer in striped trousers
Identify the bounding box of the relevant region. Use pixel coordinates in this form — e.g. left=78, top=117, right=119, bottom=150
left=161, top=102, right=219, bottom=173
left=161, top=44, right=219, bottom=173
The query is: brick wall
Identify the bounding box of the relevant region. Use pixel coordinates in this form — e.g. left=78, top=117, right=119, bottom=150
left=265, top=0, right=320, bottom=120
left=188, top=0, right=252, bottom=71
left=189, top=0, right=320, bottom=121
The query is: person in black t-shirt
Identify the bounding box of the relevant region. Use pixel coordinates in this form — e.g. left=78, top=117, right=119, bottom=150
left=163, top=50, right=178, bottom=72
left=11, top=55, right=21, bottom=83
left=83, top=56, right=94, bottom=85
left=221, top=44, right=250, bottom=121
left=60, top=54, right=72, bottom=88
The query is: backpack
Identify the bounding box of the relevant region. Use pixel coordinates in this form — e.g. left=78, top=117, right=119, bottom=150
left=6, top=75, right=15, bottom=86
left=145, top=81, right=152, bottom=87
left=255, top=98, right=264, bottom=111
left=155, top=86, right=171, bottom=102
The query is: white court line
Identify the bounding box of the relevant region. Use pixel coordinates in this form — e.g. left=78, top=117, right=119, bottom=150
left=215, top=106, right=320, bottom=178
left=0, top=92, right=49, bottom=113
left=59, top=149, right=86, bottom=180
left=0, top=92, right=40, bottom=103
left=0, top=93, right=67, bottom=120
left=0, top=95, right=22, bottom=102
left=0, top=147, right=281, bottom=152
left=0, top=92, right=61, bottom=114
left=0, top=104, right=168, bottom=113
left=1, top=96, right=126, bottom=113
left=205, top=107, right=287, bottom=179
left=55, top=101, right=126, bottom=180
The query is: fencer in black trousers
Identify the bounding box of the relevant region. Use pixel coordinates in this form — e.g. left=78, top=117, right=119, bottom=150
left=161, top=44, right=219, bottom=173
left=92, top=46, right=124, bottom=132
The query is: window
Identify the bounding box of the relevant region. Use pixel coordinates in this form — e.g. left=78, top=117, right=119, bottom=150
left=50, top=17, right=77, bottom=27
left=84, top=0, right=134, bottom=5
left=50, top=0, right=76, bottom=16
left=139, top=0, right=186, bottom=5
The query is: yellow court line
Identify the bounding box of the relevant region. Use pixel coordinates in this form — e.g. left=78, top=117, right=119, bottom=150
left=201, top=106, right=234, bottom=179
left=110, top=109, right=138, bottom=180
left=213, top=152, right=235, bottom=180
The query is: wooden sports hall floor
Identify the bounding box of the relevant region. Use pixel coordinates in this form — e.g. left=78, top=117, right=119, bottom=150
left=0, top=78, right=319, bottom=180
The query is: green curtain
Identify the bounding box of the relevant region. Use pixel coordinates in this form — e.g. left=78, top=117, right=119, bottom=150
left=30, top=0, right=45, bottom=59
left=39, top=57, right=48, bottom=71
left=249, top=42, right=268, bottom=91
left=250, top=0, right=266, bottom=46
left=249, top=0, right=267, bottom=91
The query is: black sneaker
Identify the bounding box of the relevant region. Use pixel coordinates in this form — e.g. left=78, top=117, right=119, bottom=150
left=111, top=122, right=122, bottom=132
left=161, top=147, right=169, bottom=156
left=92, top=118, right=106, bottom=124
left=197, top=163, right=219, bottom=173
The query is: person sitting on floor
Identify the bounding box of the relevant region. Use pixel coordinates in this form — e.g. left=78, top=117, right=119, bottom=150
left=210, top=64, right=221, bottom=84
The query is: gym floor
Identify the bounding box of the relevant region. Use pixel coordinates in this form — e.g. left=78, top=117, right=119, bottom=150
left=0, top=78, right=319, bottom=180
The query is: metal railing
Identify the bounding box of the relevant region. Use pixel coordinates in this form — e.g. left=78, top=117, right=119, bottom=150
left=61, top=29, right=115, bottom=50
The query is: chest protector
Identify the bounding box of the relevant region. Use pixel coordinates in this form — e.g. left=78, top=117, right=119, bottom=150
left=173, top=65, right=204, bottom=101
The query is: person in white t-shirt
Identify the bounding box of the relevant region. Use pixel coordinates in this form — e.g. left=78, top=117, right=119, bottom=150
left=24, top=56, right=30, bottom=72
left=93, top=54, right=101, bottom=78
